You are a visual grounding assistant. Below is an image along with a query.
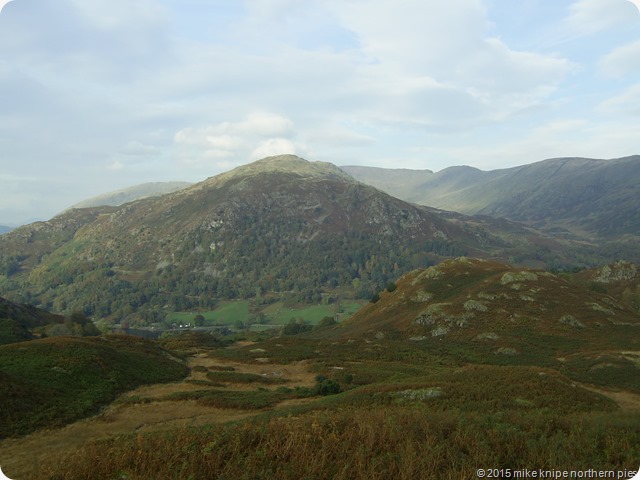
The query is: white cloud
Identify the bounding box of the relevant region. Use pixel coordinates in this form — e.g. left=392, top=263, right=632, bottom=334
left=599, top=39, right=640, bottom=76
left=250, top=138, right=298, bottom=159
left=173, top=112, right=302, bottom=167
left=234, top=112, right=295, bottom=136
left=598, top=83, right=640, bottom=115
left=325, top=0, right=571, bottom=125
left=565, top=0, right=638, bottom=35
left=107, top=160, right=125, bottom=171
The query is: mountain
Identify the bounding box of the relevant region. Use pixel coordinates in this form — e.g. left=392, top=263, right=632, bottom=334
left=342, top=155, right=640, bottom=240
left=0, top=155, right=578, bottom=324
left=0, top=226, right=12, bottom=235
left=69, top=181, right=193, bottom=209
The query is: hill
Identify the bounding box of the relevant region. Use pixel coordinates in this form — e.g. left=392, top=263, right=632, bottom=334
left=0, top=296, right=65, bottom=344
left=339, top=258, right=640, bottom=388
left=572, top=261, right=640, bottom=314
left=0, top=155, right=580, bottom=325
left=0, top=226, right=12, bottom=235
left=69, top=181, right=192, bottom=209
left=342, top=155, right=640, bottom=241
left=0, top=335, right=188, bottom=438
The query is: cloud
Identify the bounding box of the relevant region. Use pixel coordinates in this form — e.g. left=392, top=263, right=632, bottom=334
left=324, top=0, right=571, bottom=125
left=598, top=83, right=640, bottom=115
left=173, top=112, right=302, bottom=168
left=250, top=138, right=298, bottom=159
left=565, top=0, right=638, bottom=35
left=599, top=39, right=640, bottom=76
left=107, top=160, right=126, bottom=171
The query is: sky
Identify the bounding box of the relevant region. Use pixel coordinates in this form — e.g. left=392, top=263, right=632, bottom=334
left=0, top=0, right=639, bottom=225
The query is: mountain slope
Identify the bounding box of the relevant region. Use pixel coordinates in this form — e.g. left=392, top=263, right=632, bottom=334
left=0, top=155, right=614, bottom=324
left=2, top=155, right=545, bottom=323
left=69, top=181, right=192, bottom=209
left=343, top=155, right=640, bottom=239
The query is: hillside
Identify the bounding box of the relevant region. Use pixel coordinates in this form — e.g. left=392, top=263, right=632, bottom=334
left=69, top=181, right=192, bottom=209
left=339, top=258, right=640, bottom=389
left=0, top=155, right=578, bottom=325
left=0, top=335, right=188, bottom=438
left=0, top=296, right=64, bottom=344
left=572, top=261, right=640, bottom=314
left=342, top=155, right=640, bottom=241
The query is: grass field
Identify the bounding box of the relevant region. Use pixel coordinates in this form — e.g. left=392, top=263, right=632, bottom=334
left=167, top=301, right=250, bottom=325
left=167, top=300, right=364, bottom=327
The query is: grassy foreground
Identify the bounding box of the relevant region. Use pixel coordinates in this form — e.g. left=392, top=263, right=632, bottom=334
left=36, top=351, right=640, bottom=479
left=40, top=408, right=640, bottom=480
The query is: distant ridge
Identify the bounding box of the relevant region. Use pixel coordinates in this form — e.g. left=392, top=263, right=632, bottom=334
left=0, top=226, right=12, bottom=235
left=342, top=155, right=640, bottom=239
left=69, top=181, right=192, bottom=209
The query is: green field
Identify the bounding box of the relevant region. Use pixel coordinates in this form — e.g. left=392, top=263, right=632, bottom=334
left=167, top=301, right=250, bottom=325
left=168, top=300, right=364, bottom=327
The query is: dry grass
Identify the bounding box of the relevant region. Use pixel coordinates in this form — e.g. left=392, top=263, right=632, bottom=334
left=37, top=407, right=640, bottom=480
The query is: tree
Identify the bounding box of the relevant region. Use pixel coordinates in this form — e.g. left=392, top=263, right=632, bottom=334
left=70, top=311, right=89, bottom=325
left=283, top=319, right=301, bottom=336
left=194, top=314, right=205, bottom=327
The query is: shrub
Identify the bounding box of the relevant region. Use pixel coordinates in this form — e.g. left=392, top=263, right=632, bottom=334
left=314, top=379, right=342, bottom=396
left=317, top=316, right=337, bottom=329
